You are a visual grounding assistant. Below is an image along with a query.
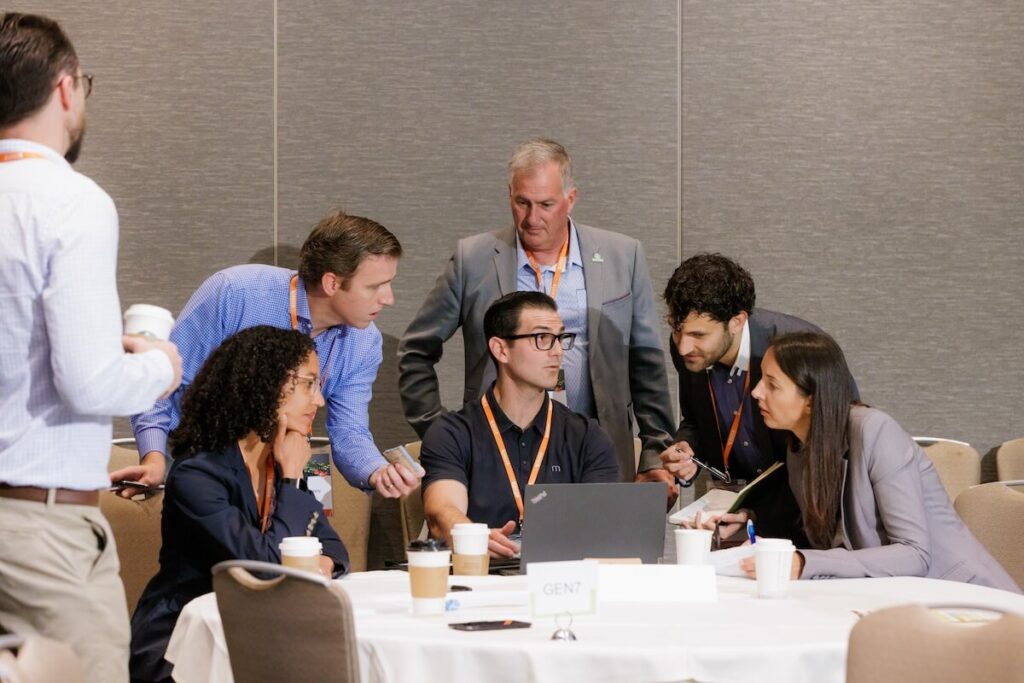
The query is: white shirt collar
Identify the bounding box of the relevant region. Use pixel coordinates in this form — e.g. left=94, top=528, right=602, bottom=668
left=0, top=138, right=71, bottom=169
left=729, top=319, right=751, bottom=376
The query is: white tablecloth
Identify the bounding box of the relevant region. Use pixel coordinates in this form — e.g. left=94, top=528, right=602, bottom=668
left=165, top=571, right=1024, bottom=683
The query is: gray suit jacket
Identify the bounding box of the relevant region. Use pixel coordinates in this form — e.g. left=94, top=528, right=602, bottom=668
left=799, top=406, right=1020, bottom=593
left=398, top=223, right=675, bottom=480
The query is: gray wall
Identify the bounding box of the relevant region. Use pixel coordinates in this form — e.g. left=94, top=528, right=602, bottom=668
left=18, top=2, right=1022, bottom=562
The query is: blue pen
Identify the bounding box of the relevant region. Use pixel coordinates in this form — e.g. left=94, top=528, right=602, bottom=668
left=746, top=519, right=756, bottom=545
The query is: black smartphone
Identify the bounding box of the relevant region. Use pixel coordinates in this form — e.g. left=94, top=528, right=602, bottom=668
left=449, top=619, right=531, bottom=632
left=108, top=480, right=164, bottom=493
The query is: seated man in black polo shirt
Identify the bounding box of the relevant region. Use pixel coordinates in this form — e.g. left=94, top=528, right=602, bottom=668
left=420, top=291, right=620, bottom=558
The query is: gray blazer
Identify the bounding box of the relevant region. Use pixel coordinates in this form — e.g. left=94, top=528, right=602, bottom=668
left=799, top=406, right=1020, bottom=593
left=397, top=223, right=675, bottom=480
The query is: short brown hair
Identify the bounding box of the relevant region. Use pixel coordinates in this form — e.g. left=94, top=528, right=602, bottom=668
left=0, top=13, right=79, bottom=128
left=298, top=210, right=402, bottom=289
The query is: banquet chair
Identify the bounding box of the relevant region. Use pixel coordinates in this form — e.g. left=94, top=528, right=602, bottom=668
left=212, top=560, right=360, bottom=683
left=103, top=438, right=164, bottom=612
left=996, top=437, right=1024, bottom=481
left=0, top=635, right=85, bottom=683
left=396, top=441, right=426, bottom=547
left=845, top=604, right=1024, bottom=683
left=314, top=438, right=372, bottom=572
left=918, top=439, right=980, bottom=502
left=954, top=481, right=1024, bottom=589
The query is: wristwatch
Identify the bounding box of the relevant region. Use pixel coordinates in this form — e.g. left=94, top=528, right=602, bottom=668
left=280, top=477, right=308, bottom=492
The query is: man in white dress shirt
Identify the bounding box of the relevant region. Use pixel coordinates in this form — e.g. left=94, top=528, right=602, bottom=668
left=0, top=13, right=181, bottom=681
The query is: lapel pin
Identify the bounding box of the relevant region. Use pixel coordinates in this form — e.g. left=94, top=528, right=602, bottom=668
left=591, top=252, right=604, bottom=263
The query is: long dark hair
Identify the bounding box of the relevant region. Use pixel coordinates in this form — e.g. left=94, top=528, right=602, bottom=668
left=769, top=332, right=855, bottom=548
left=169, top=326, right=315, bottom=458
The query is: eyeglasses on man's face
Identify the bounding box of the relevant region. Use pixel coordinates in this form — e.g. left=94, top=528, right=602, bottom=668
left=503, top=332, right=576, bottom=351
left=74, top=73, right=93, bottom=99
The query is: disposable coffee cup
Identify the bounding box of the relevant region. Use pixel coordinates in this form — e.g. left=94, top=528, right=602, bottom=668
left=754, top=538, right=795, bottom=598
left=279, top=536, right=322, bottom=574
left=123, top=304, right=174, bottom=341
left=407, top=539, right=451, bottom=615
left=674, top=528, right=712, bottom=565
left=451, top=523, right=490, bottom=576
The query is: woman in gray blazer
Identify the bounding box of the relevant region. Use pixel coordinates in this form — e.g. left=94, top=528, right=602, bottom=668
left=740, top=331, right=1019, bottom=593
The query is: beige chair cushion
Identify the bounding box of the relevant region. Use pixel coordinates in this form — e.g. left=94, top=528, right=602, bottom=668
left=396, top=442, right=425, bottom=547
left=954, top=481, right=1024, bottom=589
left=997, top=437, right=1024, bottom=482
left=213, top=561, right=360, bottom=683
left=104, top=441, right=163, bottom=613
left=846, top=604, right=1024, bottom=683
left=922, top=441, right=980, bottom=502
left=329, top=466, right=371, bottom=573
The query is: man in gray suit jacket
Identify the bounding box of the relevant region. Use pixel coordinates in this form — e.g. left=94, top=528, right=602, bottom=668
left=398, top=138, right=675, bottom=481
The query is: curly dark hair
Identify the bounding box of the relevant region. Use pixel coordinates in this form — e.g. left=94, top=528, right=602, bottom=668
left=663, top=253, right=756, bottom=325
left=169, top=326, right=315, bottom=458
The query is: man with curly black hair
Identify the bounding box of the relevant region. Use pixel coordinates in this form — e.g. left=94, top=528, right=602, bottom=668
left=653, top=254, right=854, bottom=540
left=124, top=210, right=422, bottom=500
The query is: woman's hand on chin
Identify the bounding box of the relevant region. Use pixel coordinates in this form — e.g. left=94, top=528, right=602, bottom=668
left=273, top=413, right=311, bottom=478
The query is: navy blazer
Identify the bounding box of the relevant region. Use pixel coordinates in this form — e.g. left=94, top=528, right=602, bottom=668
left=129, top=444, right=349, bottom=682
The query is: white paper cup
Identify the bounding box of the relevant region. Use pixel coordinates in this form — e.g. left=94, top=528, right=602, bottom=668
left=279, top=536, right=322, bottom=574
left=754, top=538, right=795, bottom=598
left=451, top=523, right=490, bottom=576
left=123, top=304, right=175, bottom=341
left=407, top=545, right=451, bottom=615
left=674, top=528, right=713, bottom=565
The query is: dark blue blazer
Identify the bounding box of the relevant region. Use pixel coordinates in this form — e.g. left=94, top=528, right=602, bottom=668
left=129, top=444, right=349, bottom=682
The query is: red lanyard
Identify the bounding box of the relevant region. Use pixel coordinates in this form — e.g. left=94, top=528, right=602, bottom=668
left=524, top=237, right=569, bottom=298
left=480, top=394, right=553, bottom=523
left=707, top=371, right=751, bottom=473
left=0, top=152, right=46, bottom=163
left=289, top=274, right=337, bottom=388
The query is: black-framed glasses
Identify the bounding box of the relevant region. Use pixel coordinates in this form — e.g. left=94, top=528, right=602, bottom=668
left=75, top=73, right=93, bottom=99
left=503, top=332, right=576, bottom=351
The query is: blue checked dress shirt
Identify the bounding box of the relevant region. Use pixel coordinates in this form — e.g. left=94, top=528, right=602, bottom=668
left=1, top=139, right=173, bottom=490
left=131, top=264, right=386, bottom=489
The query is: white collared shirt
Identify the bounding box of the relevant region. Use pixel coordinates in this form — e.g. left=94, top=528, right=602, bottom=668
left=0, top=139, right=172, bottom=489
left=729, top=319, right=751, bottom=377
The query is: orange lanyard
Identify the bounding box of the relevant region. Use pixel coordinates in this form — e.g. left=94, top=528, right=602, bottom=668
left=524, top=237, right=569, bottom=298
left=0, top=152, right=46, bottom=163
left=481, top=394, right=553, bottom=523
left=289, top=274, right=334, bottom=389
left=707, top=370, right=751, bottom=473
left=247, top=445, right=277, bottom=533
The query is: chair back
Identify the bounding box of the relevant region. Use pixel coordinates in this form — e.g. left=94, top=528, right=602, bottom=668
left=0, top=635, right=85, bottom=683
left=996, top=437, right=1024, bottom=481
left=212, top=560, right=360, bottom=683
left=846, top=603, right=1024, bottom=683
left=103, top=439, right=164, bottom=612
left=396, top=442, right=426, bottom=547
left=920, top=440, right=980, bottom=501
left=954, top=481, right=1024, bottom=589
left=313, top=438, right=371, bottom=572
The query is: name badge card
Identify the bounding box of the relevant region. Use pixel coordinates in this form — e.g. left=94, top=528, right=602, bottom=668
left=527, top=560, right=599, bottom=617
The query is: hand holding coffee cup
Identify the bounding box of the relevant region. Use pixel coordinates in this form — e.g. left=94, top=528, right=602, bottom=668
left=407, top=539, right=451, bottom=615
left=124, top=304, right=174, bottom=341
left=451, top=523, right=490, bottom=576
left=739, top=538, right=799, bottom=598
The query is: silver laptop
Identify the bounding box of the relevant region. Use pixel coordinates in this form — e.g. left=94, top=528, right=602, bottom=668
left=519, top=482, right=667, bottom=570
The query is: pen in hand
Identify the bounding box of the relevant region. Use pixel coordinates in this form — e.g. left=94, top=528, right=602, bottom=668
left=746, top=519, right=756, bottom=545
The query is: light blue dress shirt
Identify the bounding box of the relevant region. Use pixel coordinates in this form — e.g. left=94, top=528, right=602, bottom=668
left=131, top=264, right=386, bottom=489
left=515, top=220, right=595, bottom=417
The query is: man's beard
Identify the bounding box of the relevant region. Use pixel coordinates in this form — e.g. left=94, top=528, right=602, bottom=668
left=65, top=120, right=85, bottom=164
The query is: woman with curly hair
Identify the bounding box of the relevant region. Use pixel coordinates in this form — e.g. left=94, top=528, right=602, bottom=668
left=129, top=326, right=349, bottom=683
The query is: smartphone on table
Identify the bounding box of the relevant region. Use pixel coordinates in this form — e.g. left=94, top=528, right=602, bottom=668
left=449, top=620, right=531, bottom=632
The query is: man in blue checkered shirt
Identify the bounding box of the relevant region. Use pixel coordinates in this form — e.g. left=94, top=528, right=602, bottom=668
left=118, top=210, right=422, bottom=498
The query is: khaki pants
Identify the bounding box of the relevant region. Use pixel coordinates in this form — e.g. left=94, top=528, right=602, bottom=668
left=0, top=496, right=129, bottom=683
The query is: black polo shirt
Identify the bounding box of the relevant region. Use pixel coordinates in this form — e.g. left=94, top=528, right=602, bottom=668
left=420, top=385, right=620, bottom=529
